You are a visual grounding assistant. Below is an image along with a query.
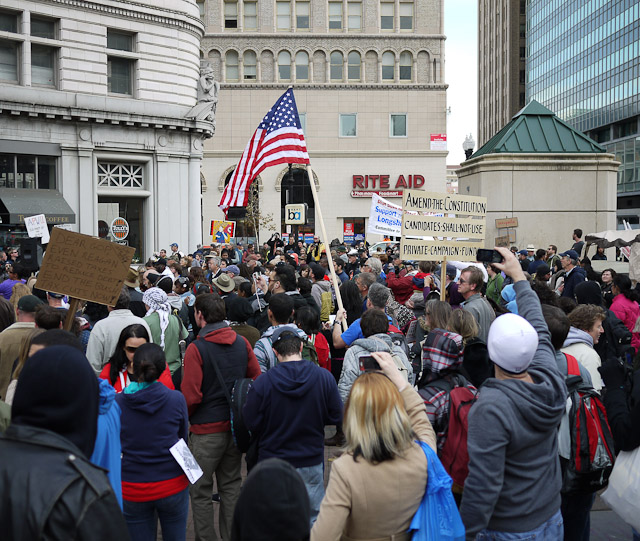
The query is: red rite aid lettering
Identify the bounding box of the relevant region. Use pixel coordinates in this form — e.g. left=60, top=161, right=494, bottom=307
left=352, top=175, right=425, bottom=190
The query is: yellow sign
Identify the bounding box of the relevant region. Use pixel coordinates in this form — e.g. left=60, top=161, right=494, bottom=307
left=402, top=215, right=486, bottom=239
left=210, top=220, right=236, bottom=244
left=400, top=239, right=485, bottom=261
left=402, top=189, right=487, bottom=217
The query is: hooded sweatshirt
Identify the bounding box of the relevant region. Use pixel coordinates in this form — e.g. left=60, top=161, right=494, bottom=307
left=254, top=324, right=308, bottom=373
left=116, top=381, right=189, bottom=501
left=244, top=359, right=342, bottom=468
left=460, top=280, right=567, bottom=539
left=561, top=327, right=603, bottom=391
left=91, top=378, right=122, bottom=507
left=338, top=333, right=412, bottom=404
left=311, top=279, right=332, bottom=311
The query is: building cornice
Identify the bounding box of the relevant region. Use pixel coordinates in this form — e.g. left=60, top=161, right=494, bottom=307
left=38, top=0, right=205, bottom=38
left=204, top=150, right=448, bottom=158
left=204, top=32, right=445, bottom=40
left=220, top=82, right=447, bottom=90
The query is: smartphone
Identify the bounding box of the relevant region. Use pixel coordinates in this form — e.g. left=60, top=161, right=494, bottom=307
left=476, top=248, right=503, bottom=263
left=359, top=356, right=380, bottom=371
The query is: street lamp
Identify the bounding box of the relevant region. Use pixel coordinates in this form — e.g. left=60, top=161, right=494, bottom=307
left=463, top=134, right=475, bottom=160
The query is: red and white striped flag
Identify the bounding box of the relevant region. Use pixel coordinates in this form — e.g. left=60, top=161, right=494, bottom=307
left=219, top=89, right=310, bottom=216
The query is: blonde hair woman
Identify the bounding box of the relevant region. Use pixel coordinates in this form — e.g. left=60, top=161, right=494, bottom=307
left=446, top=309, right=491, bottom=388
left=311, top=351, right=436, bottom=541
left=10, top=282, right=32, bottom=317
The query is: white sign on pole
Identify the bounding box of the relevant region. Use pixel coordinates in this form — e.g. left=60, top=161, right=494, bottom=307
left=367, top=193, right=402, bottom=236
left=25, top=214, right=50, bottom=244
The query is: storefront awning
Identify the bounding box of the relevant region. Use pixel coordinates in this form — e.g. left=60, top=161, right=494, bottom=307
left=0, top=189, right=76, bottom=225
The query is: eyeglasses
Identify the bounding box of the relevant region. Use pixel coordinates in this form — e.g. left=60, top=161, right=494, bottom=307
left=124, top=346, right=140, bottom=353
left=458, top=278, right=468, bottom=285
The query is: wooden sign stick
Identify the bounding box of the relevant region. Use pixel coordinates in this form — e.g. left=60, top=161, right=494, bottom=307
left=63, top=297, right=80, bottom=331
left=440, top=256, right=447, bottom=302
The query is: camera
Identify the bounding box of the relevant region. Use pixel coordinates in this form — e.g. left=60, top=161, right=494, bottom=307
left=476, top=249, right=503, bottom=264
left=359, top=356, right=380, bottom=371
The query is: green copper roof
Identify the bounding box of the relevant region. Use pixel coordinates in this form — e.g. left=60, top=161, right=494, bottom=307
left=471, top=100, right=606, bottom=158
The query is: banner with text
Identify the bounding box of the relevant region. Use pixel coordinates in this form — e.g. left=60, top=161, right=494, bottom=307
left=400, top=189, right=487, bottom=261
left=368, top=193, right=402, bottom=237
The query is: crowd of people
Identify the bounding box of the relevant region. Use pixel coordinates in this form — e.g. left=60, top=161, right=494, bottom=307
left=1, top=228, right=640, bottom=540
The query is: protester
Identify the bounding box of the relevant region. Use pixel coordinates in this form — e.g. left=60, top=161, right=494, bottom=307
left=559, top=249, right=587, bottom=299
left=117, top=343, right=190, bottom=541
left=485, top=263, right=504, bottom=305
left=227, top=297, right=261, bottom=348
left=311, top=351, right=436, bottom=540
left=460, top=247, right=567, bottom=539
left=244, top=328, right=342, bottom=524
left=600, top=268, right=616, bottom=308
left=609, top=274, right=640, bottom=353
left=231, top=458, right=311, bottom=541
left=458, top=266, right=495, bottom=343
left=295, top=305, right=330, bottom=371
left=3, top=327, right=44, bottom=405
left=0, top=345, right=128, bottom=539
left=0, top=296, right=14, bottom=332
left=447, top=308, right=492, bottom=388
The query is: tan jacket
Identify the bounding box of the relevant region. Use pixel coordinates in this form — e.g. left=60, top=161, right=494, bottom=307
left=0, top=322, right=35, bottom=400
left=311, top=386, right=436, bottom=541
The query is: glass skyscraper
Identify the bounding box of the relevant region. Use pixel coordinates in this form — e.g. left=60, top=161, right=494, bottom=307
left=526, top=0, right=640, bottom=220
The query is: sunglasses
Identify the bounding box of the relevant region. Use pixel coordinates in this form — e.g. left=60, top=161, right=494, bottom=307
left=124, top=345, right=140, bottom=353
left=458, top=278, right=468, bottom=284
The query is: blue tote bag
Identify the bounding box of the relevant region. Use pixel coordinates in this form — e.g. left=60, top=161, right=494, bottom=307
left=408, top=441, right=465, bottom=541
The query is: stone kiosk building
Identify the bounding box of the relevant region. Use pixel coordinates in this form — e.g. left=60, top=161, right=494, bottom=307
left=457, top=101, right=619, bottom=250
left=0, top=0, right=211, bottom=259
left=199, top=0, right=448, bottom=244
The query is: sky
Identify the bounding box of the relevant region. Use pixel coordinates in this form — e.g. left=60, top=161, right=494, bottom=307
left=444, top=1, right=478, bottom=165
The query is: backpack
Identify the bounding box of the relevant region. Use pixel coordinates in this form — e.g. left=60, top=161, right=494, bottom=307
left=420, top=375, right=477, bottom=488
left=302, top=337, right=319, bottom=365
left=319, top=290, right=334, bottom=322
left=561, top=353, right=616, bottom=494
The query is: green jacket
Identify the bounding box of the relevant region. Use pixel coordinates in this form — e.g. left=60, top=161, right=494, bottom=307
left=143, top=312, right=188, bottom=374
left=486, top=273, right=504, bottom=305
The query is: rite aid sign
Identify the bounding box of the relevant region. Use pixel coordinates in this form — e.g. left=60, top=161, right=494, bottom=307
left=285, top=204, right=306, bottom=225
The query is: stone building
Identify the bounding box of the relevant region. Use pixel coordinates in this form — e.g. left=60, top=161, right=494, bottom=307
left=0, top=0, right=211, bottom=260
left=199, top=0, right=447, bottom=244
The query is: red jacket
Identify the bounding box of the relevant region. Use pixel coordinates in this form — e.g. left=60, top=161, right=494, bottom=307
left=182, top=324, right=260, bottom=434
left=99, top=363, right=175, bottom=393
left=386, top=271, right=415, bottom=304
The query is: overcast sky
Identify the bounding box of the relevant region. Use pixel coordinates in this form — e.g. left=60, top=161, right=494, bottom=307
left=444, top=1, right=478, bottom=165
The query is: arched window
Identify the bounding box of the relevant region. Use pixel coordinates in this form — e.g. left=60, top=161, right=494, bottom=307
left=278, top=50, right=291, bottom=80
left=296, top=51, right=309, bottom=81
left=330, top=51, right=343, bottom=81
left=243, top=50, right=257, bottom=80
left=347, top=51, right=361, bottom=81
left=382, top=51, right=394, bottom=81
left=280, top=167, right=315, bottom=234
left=225, top=50, right=239, bottom=81
left=399, top=51, right=412, bottom=81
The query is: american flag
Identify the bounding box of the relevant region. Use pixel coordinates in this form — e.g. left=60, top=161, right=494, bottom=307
left=219, top=89, right=310, bottom=216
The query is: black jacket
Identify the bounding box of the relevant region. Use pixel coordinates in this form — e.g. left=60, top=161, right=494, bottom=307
left=0, top=424, right=128, bottom=541
left=603, top=369, right=640, bottom=452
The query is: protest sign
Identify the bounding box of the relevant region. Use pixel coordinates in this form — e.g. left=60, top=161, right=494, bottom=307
left=25, top=214, right=50, bottom=244
left=210, top=220, right=236, bottom=244
left=368, top=193, right=402, bottom=236
left=400, top=239, right=485, bottom=261
left=36, top=227, right=135, bottom=307
left=402, top=190, right=487, bottom=217
left=402, top=215, right=486, bottom=239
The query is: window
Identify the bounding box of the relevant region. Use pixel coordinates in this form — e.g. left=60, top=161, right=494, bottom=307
left=348, top=2, right=361, bottom=29
left=277, top=1, right=291, bottom=30
left=299, top=113, right=306, bottom=136
left=225, top=50, right=239, bottom=81
left=347, top=51, right=360, bottom=81
left=390, top=114, right=407, bottom=137
left=329, top=2, right=342, bottom=30
left=295, top=51, right=308, bottom=81
left=330, top=51, right=343, bottom=81
left=31, top=16, right=56, bottom=39
left=399, top=51, right=412, bottom=81
left=278, top=50, right=291, bottom=80
left=381, top=2, right=394, bottom=30
left=0, top=154, right=57, bottom=189
left=399, top=2, right=413, bottom=30
left=0, top=39, right=18, bottom=83
left=224, top=0, right=238, bottom=28
left=197, top=0, right=206, bottom=20
left=296, top=1, right=309, bottom=29
left=340, top=114, right=357, bottom=137
left=244, top=1, right=257, bottom=30
left=31, top=45, right=56, bottom=87
left=0, top=11, right=18, bottom=33
left=98, top=163, right=144, bottom=188
left=107, top=57, right=133, bottom=94
left=243, top=50, right=256, bottom=80
left=107, top=30, right=133, bottom=52
left=382, top=51, right=394, bottom=80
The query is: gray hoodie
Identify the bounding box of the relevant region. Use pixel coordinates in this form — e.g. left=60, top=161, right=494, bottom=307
left=338, top=333, right=413, bottom=404
left=311, top=280, right=332, bottom=311
left=460, top=281, right=567, bottom=539
left=253, top=324, right=308, bottom=373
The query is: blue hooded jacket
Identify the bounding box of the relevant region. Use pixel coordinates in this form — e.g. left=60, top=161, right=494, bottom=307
left=90, top=378, right=122, bottom=507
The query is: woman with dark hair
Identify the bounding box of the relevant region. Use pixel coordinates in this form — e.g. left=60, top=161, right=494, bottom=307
left=295, top=305, right=330, bottom=371
left=99, top=324, right=174, bottom=393
left=339, top=280, right=364, bottom=326
left=0, top=296, right=15, bottom=333
left=610, top=274, right=640, bottom=352
left=116, top=343, right=189, bottom=541
left=601, top=268, right=617, bottom=308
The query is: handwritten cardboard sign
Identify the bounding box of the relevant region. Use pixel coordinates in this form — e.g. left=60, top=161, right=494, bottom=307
left=400, top=239, right=485, bottom=262
left=36, top=228, right=135, bottom=306
left=25, top=214, right=50, bottom=244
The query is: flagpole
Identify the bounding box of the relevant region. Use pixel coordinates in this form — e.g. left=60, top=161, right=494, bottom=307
left=306, top=164, right=347, bottom=332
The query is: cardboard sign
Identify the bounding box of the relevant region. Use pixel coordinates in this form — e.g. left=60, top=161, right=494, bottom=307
left=402, top=215, right=486, bottom=239
left=400, top=239, right=485, bottom=262
left=35, top=228, right=135, bottom=306
left=403, top=190, right=487, bottom=217
left=25, top=214, right=50, bottom=244
left=495, top=217, right=518, bottom=229
left=495, top=235, right=510, bottom=247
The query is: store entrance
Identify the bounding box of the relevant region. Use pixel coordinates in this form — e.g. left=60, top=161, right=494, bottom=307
left=98, top=196, right=144, bottom=263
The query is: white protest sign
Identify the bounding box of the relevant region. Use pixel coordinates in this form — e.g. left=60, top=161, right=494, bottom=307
left=367, top=193, right=402, bottom=236
left=25, top=214, right=50, bottom=244
left=170, top=438, right=203, bottom=484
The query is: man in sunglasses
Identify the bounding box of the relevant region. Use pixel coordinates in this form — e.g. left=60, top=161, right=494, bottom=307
left=458, top=266, right=495, bottom=344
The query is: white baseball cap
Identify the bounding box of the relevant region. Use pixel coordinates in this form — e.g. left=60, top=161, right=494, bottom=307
left=487, top=313, right=538, bottom=374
